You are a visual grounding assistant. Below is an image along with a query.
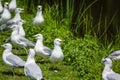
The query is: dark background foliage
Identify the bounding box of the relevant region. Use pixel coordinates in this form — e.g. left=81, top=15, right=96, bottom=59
left=4, top=0, right=120, bottom=45
left=25, top=0, right=120, bottom=45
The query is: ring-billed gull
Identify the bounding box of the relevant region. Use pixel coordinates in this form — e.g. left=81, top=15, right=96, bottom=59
left=0, top=8, right=24, bottom=30
left=10, top=24, right=35, bottom=48
left=0, top=0, right=3, bottom=13
left=5, top=20, right=25, bottom=42
left=50, top=38, right=64, bottom=63
left=107, top=50, right=120, bottom=60
left=24, top=49, right=43, bottom=80
left=50, top=38, right=64, bottom=72
left=1, top=43, right=25, bottom=75
left=9, top=0, right=17, bottom=12
left=16, top=20, right=26, bottom=37
left=102, top=58, right=120, bottom=80
left=32, top=5, right=44, bottom=25
left=34, top=34, right=52, bottom=58
left=9, top=24, right=35, bottom=53
left=0, top=2, right=11, bottom=24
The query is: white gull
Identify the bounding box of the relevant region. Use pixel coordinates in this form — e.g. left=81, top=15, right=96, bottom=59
left=32, top=5, right=44, bottom=25
left=24, top=49, right=43, bottom=80
left=1, top=43, right=25, bottom=75
left=34, top=34, right=52, bottom=58
left=0, top=2, right=11, bottom=24
left=102, top=58, right=120, bottom=80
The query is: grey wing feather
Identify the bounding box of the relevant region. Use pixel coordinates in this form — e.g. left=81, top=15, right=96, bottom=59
left=0, top=20, right=15, bottom=30
left=19, top=37, right=35, bottom=47
left=108, top=50, right=120, bottom=59
left=25, top=63, right=43, bottom=79
left=43, top=46, right=52, bottom=56
left=107, top=73, right=120, bottom=80
left=6, top=21, right=15, bottom=28
left=0, top=24, right=7, bottom=30
left=6, top=54, right=25, bottom=67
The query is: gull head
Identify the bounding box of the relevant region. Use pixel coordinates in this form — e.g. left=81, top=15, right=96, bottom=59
left=1, top=43, right=12, bottom=49
left=102, top=58, right=112, bottom=65
left=16, top=20, right=26, bottom=25
left=34, top=34, right=43, bottom=40
left=15, top=8, right=24, bottom=13
left=9, top=25, right=19, bottom=31
left=28, top=49, right=35, bottom=58
left=4, top=2, right=9, bottom=8
left=54, top=38, right=62, bottom=45
left=38, top=5, right=42, bottom=11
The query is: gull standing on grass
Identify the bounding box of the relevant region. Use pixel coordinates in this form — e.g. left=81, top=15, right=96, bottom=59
left=107, top=50, right=120, bottom=60
left=50, top=38, right=64, bottom=72
left=16, top=20, right=26, bottom=37
left=32, top=5, right=44, bottom=25
left=9, top=24, right=35, bottom=52
left=0, top=0, right=3, bottom=13
left=0, top=8, right=24, bottom=30
left=5, top=20, right=26, bottom=42
left=1, top=43, right=25, bottom=75
left=9, top=0, right=17, bottom=12
left=34, top=34, right=52, bottom=58
left=102, top=58, right=120, bottom=80
left=24, top=49, right=43, bottom=80
left=0, top=2, right=11, bottom=24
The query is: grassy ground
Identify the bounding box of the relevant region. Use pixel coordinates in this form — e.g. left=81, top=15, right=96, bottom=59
left=0, top=14, right=105, bottom=80
left=0, top=22, right=78, bottom=80
left=0, top=7, right=79, bottom=80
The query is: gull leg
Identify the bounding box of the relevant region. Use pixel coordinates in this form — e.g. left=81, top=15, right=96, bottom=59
left=12, top=67, right=15, bottom=76
left=28, top=77, right=31, bottom=80
left=23, top=47, right=28, bottom=54
left=5, top=37, right=11, bottom=42
left=52, top=63, right=58, bottom=72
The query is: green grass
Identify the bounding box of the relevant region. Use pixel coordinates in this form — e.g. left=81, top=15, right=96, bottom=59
left=0, top=3, right=79, bottom=80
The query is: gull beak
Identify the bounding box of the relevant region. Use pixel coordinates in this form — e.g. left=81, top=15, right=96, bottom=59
left=21, top=8, right=24, bottom=11
left=33, top=35, right=37, bottom=38
left=20, top=9, right=24, bottom=12
left=18, top=8, right=24, bottom=13
left=22, top=20, right=26, bottom=24
left=9, top=25, right=14, bottom=29
left=59, top=40, right=63, bottom=44
left=102, top=58, right=106, bottom=62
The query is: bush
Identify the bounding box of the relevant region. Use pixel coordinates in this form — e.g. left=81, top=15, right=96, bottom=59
left=63, top=35, right=109, bottom=79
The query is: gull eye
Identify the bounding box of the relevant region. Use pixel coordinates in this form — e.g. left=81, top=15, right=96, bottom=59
left=103, top=59, right=106, bottom=62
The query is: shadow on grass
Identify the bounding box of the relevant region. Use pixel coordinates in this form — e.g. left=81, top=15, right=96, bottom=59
left=14, top=53, right=27, bottom=56
left=2, top=70, right=25, bottom=76
left=49, top=67, right=61, bottom=72
left=36, top=59, right=50, bottom=64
